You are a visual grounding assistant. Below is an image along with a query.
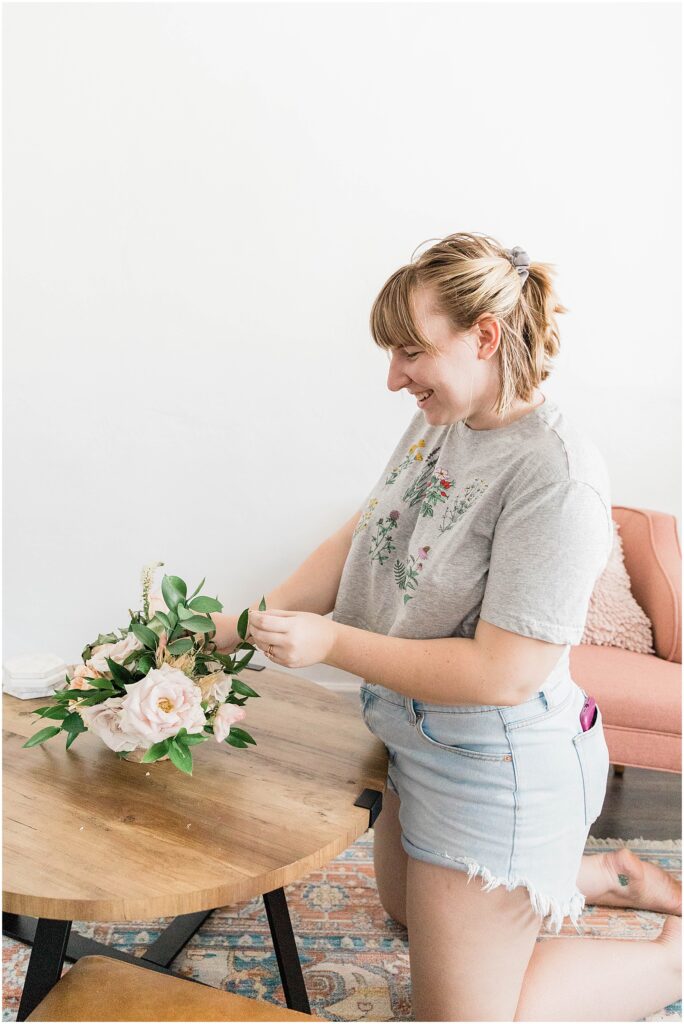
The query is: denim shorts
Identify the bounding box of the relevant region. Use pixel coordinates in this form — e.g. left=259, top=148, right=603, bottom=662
left=359, top=671, right=610, bottom=934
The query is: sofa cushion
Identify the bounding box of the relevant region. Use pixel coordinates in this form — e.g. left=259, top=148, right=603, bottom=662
left=581, top=520, right=655, bottom=654
left=570, top=643, right=681, bottom=736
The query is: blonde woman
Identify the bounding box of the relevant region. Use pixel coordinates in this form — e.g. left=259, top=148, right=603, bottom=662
left=213, top=232, right=681, bottom=1021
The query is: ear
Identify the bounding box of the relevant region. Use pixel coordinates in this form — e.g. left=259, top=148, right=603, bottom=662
left=474, top=316, right=501, bottom=358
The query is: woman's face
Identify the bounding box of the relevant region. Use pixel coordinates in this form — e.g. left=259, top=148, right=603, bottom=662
left=386, top=285, right=500, bottom=427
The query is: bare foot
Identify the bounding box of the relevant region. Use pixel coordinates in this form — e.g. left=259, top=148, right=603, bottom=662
left=583, top=848, right=682, bottom=915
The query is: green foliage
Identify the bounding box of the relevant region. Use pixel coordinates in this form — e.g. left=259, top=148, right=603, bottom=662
left=141, top=739, right=171, bottom=763
left=130, top=623, right=159, bottom=650
left=168, top=740, right=193, bottom=775
left=161, top=574, right=187, bottom=611
left=187, top=596, right=222, bottom=613
left=230, top=678, right=260, bottom=699
left=22, top=726, right=61, bottom=748
left=228, top=726, right=256, bottom=746
left=167, top=638, right=193, bottom=655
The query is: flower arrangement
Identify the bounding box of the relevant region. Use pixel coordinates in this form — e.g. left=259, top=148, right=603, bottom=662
left=22, top=563, right=263, bottom=775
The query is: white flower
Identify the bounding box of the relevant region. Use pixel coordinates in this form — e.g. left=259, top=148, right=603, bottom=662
left=89, top=633, right=143, bottom=674
left=79, top=696, right=141, bottom=752
left=213, top=702, right=246, bottom=743
left=119, top=664, right=206, bottom=746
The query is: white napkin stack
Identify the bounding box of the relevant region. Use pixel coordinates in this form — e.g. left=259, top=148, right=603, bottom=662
left=3, top=653, right=69, bottom=699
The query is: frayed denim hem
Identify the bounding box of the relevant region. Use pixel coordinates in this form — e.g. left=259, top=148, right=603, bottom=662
left=401, top=834, right=585, bottom=935
left=458, top=856, right=586, bottom=935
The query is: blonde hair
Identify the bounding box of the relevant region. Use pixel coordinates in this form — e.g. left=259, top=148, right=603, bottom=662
left=369, top=231, right=568, bottom=419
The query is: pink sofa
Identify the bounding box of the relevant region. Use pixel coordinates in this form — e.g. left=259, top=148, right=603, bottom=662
left=570, top=507, right=682, bottom=774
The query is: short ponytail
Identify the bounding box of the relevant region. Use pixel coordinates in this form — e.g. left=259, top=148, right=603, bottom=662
left=370, top=231, right=568, bottom=418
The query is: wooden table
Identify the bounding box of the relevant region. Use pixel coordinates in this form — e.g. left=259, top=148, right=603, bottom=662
left=3, top=669, right=387, bottom=1021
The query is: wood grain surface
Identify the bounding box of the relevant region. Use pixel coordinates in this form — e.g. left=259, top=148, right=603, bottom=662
left=3, top=671, right=387, bottom=921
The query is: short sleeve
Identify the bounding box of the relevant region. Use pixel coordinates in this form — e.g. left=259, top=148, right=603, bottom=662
left=479, top=480, right=613, bottom=645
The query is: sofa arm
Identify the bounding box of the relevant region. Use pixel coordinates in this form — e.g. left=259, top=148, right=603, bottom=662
left=612, top=507, right=681, bottom=664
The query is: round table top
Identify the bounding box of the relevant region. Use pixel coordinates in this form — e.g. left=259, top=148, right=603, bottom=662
left=3, top=671, right=387, bottom=921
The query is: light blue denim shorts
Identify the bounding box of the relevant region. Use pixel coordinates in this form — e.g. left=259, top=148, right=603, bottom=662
left=359, top=671, right=610, bottom=934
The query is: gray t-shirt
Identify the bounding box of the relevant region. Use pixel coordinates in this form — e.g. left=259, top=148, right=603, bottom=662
left=332, top=395, right=613, bottom=675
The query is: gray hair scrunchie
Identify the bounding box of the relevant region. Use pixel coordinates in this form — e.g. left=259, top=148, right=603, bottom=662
left=505, top=246, right=530, bottom=285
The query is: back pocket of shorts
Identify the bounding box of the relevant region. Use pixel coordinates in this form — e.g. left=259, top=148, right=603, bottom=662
left=572, top=705, right=610, bottom=825
left=416, top=712, right=512, bottom=762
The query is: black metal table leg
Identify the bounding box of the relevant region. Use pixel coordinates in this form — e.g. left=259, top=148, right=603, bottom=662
left=16, top=918, right=71, bottom=1022
left=354, top=787, right=383, bottom=827
left=263, top=887, right=311, bottom=1014
left=141, top=910, right=213, bottom=967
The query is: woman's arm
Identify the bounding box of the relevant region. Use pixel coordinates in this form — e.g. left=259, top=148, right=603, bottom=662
left=324, top=617, right=567, bottom=706
left=211, top=508, right=363, bottom=651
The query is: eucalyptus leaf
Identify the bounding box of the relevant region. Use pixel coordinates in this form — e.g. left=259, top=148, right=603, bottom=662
left=65, top=731, right=81, bottom=750
left=22, top=726, right=61, bottom=748
left=176, top=603, right=194, bottom=621
left=189, top=577, right=206, bottom=601
left=259, top=596, right=267, bottom=611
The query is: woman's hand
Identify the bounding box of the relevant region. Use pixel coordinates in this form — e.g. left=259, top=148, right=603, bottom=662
left=246, top=609, right=338, bottom=669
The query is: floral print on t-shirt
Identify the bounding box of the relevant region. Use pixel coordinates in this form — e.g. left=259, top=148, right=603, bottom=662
left=355, top=435, right=489, bottom=605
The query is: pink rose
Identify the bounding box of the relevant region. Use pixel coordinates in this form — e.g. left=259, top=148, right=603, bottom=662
left=213, top=702, right=246, bottom=743
left=79, top=696, right=141, bottom=752
left=89, top=633, right=143, bottom=674
left=119, top=664, right=206, bottom=745
left=70, top=663, right=100, bottom=690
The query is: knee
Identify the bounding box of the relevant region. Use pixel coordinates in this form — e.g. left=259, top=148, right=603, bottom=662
left=375, top=884, right=407, bottom=928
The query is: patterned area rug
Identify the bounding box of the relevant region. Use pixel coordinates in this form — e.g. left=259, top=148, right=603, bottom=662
left=3, top=835, right=681, bottom=1022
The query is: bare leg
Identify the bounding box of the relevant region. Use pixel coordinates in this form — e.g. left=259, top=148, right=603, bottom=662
left=577, top=847, right=682, bottom=915
left=405, top=854, right=541, bottom=1021
left=373, top=789, right=681, bottom=925
left=515, top=915, right=682, bottom=1021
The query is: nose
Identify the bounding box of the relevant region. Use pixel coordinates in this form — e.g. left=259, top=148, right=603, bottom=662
left=386, top=351, right=413, bottom=393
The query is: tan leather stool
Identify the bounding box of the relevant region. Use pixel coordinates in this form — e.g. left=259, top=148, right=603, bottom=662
left=27, top=955, right=323, bottom=1022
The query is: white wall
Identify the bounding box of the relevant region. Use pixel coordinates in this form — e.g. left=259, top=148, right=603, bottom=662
left=4, top=2, right=680, bottom=688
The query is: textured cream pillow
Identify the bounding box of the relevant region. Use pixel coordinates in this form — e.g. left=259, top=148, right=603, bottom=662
left=581, top=521, right=655, bottom=653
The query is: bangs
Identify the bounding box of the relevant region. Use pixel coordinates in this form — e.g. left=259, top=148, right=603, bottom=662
left=369, top=266, right=438, bottom=355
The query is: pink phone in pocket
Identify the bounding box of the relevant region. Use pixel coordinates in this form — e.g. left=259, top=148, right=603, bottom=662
left=580, top=695, right=598, bottom=731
